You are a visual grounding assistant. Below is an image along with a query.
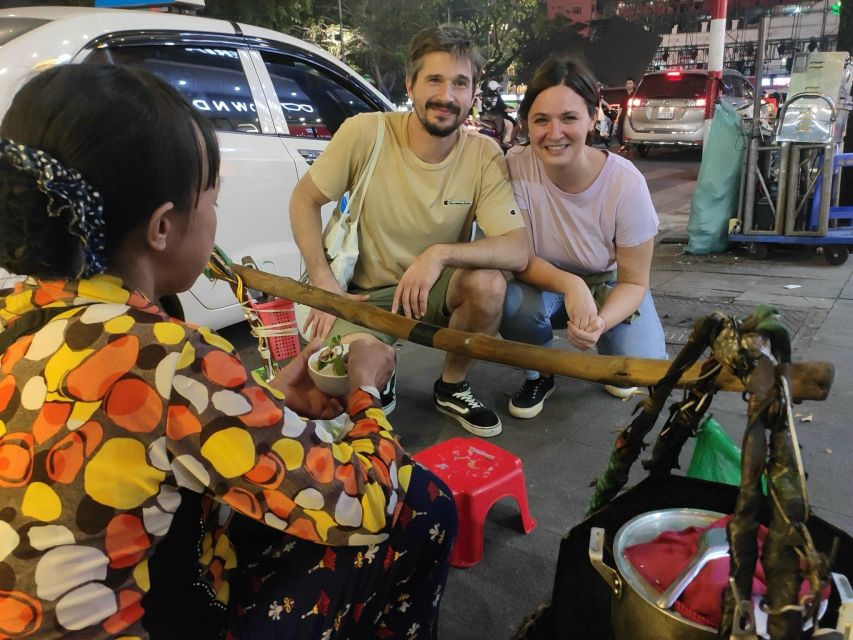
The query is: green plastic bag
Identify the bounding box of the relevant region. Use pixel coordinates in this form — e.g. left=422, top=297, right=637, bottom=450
left=686, top=415, right=745, bottom=486
left=685, top=101, right=746, bottom=254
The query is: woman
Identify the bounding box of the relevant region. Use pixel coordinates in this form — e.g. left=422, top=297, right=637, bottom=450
left=0, top=64, right=455, bottom=639
left=500, top=58, right=667, bottom=419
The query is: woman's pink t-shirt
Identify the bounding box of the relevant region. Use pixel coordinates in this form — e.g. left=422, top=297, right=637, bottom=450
left=505, top=145, right=659, bottom=275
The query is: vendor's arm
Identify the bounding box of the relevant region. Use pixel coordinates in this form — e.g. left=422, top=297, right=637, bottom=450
left=568, top=239, right=653, bottom=350
left=167, top=328, right=409, bottom=547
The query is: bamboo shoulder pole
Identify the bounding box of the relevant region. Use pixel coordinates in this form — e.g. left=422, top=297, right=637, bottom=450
left=229, top=265, right=833, bottom=402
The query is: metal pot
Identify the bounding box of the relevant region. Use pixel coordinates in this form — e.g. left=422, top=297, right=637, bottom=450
left=589, top=508, right=726, bottom=640
left=589, top=508, right=845, bottom=639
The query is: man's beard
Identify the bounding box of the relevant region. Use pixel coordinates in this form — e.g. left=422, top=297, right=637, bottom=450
left=415, top=99, right=464, bottom=138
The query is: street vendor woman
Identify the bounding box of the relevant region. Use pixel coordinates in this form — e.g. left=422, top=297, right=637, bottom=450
left=0, top=63, right=456, bottom=639
left=499, top=57, right=668, bottom=419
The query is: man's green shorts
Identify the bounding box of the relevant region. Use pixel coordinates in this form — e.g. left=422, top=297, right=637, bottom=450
left=328, top=268, right=456, bottom=345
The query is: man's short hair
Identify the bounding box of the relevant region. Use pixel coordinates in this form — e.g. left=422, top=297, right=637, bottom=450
left=406, top=24, right=484, bottom=88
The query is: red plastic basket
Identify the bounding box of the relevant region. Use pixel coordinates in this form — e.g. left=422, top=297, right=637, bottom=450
left=247, top=297, right=300, bottom=361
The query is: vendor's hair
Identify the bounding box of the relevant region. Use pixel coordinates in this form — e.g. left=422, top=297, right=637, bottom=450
left=518, top=57, right=599, bottom=121
left=0, top=64, right=219, bottom=279
left=406, top=24, right=484, bottom=89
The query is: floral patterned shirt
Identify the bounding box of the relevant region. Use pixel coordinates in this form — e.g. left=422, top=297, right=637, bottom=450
left=0, top=275, right=412, bottom=639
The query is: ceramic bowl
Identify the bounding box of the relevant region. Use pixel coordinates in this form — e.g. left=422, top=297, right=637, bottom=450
left=308, top=343, right=350, bottom=397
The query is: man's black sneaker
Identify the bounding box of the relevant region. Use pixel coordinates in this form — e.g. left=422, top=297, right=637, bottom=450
left=380, top=372, right=397, bottom=414
left=508, top=375, right=555, bottom=419
left=433, top=380, right=502, bottom=438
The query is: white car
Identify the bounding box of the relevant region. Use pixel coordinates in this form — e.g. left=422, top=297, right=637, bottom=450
left=0, top=4, right=394, bottom=328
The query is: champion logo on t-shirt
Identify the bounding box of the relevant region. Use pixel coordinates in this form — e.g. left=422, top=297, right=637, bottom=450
left=443, top=199, right=472, bottom=206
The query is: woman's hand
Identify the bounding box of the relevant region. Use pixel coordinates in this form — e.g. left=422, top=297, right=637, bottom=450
left=568, top=315, right=606, bottom=350
left=270, top=340, right=344, bottom=419
left=563, top=274, right=599, bottom=332
left=346, top=339, right=395, bottom=393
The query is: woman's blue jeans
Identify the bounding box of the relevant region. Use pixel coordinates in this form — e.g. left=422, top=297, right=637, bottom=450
left=500, top=280, right=668, bottom=379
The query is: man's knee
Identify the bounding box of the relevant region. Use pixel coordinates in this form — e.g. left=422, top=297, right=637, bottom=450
left=453, top=269, right=506, bottom=315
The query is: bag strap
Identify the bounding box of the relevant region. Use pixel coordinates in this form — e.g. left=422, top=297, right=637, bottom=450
left=342, top=114, right=386, bottom=225
left=0, top=305, right=82, bottom=354
left=456, top=206, right=477, bottom=243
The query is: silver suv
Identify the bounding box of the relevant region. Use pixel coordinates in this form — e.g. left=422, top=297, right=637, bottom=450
left=623, top=68, right=754, bottom=155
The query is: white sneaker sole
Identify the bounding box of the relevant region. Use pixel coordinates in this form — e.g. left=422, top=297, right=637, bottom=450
left=604, top=384, right=638, bottom=399
left=435, top=405, right=502, bottom=438
left=508, top=386, right=555, bottom=419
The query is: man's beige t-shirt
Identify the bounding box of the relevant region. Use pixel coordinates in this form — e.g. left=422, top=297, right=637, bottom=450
left=308, top=111, right=524, bottom=289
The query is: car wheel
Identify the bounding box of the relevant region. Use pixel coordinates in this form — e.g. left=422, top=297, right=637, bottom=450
left=823, top=245, right=849, bottom=266
left=746, top=242, right=769, bottom=259
left=636, top=144, right=650, bottom=157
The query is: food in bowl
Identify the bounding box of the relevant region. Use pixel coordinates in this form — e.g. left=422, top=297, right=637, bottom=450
left=308, top=337, right=350, bottom=397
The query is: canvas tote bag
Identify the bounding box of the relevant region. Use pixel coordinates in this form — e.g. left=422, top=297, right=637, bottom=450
left=294, top=115, right=386, bottom=338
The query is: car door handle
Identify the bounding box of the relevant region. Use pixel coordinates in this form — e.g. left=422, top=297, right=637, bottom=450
left=297, top=149, right=322, bottom=165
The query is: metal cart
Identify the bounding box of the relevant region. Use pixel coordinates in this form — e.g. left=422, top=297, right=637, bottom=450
left=729, top=50, right=853, bottom=264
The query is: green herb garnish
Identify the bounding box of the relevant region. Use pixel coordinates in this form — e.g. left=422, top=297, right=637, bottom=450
left=317, top=335, right=347, bottom=376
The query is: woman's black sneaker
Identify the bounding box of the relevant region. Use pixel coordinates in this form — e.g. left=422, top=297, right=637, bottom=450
left=508, top=375, right=555, bottom=419
left=433, top=379, right=502, bottom=437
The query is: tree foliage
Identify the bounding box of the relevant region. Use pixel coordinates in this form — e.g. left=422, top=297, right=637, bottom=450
left=203, top=0, right=313, bottom=35
left=341, top=0, right=446, bottom=101
left=447, top=0, right=539, bottom=82
left=513, top=13, right=587, bottom=83
left=40, top=0, right=594, bottom=102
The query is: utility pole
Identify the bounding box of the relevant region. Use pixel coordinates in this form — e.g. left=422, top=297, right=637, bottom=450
left=337, top=0, right=345, bottom=61
left=704, top=0, right=727, bottom=124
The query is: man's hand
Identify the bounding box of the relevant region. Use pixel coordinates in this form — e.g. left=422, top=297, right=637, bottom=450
left=303, top=275, right=369, bottom=340
left=346, top=338, right=395, bottom=392
left=563, top=275, right=599, bottom=332
left=568, top=315, right=606, bottom=351
left=270, top=340, right=344, bottom=418
left=392, top=245, right=445, bottom=319
left=303, top=293, right=370, bottom=340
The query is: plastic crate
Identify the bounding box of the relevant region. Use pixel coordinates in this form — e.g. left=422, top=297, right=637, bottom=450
left=247, top=297, right=300, bottom=361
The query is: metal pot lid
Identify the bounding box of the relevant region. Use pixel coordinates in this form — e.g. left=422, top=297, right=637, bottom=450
left=613, top=508, right=724, bottom=632
left=612, top=508, right=831, bottom=637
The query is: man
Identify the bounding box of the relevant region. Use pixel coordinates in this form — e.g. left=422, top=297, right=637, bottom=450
left=289, top=24, right=528, bottom=438
left=616, top=76, right=635, bottom=154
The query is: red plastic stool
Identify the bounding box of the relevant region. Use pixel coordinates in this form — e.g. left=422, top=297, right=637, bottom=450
left=413, top=437, right=537, bottom=568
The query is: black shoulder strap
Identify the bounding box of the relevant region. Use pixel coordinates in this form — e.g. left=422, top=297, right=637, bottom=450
left=0, top=306, right=82, bottom=354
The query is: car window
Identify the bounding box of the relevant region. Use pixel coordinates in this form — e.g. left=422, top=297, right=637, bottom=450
left=83, top=45, right=262, bottom=134
left=635, top=73, right=707, bottom=99
left=738, top=77, right=754, bottom=100
left=0, top=17, right=49, bottom=46
left=260, top=51, right=373, bottom=139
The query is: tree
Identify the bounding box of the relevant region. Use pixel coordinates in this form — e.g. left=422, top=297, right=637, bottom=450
left=341, top=0, right=445, bottom=101
left=513, top=12, right=587, bottom=83
left=203, top=0, right=314, bottom=35
left=447, top=0, right=539, bottom=82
